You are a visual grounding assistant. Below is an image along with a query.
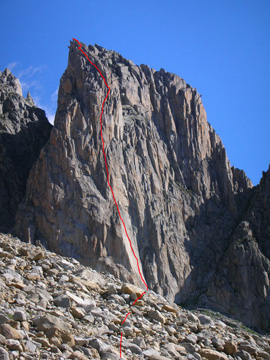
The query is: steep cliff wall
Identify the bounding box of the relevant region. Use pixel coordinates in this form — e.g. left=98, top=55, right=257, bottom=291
left=15, top=40, right=269, bottom=331
left=0, top=69, right=52, bottom=232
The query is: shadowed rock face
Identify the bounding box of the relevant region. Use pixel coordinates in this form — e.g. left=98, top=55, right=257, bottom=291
left=0, top=69, right=52, bottom=232
left=206, top=167, right=270, bottom=332
left=14, top=40, right=270, bottom=331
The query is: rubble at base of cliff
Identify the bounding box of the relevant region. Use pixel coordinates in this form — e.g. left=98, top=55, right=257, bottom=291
left=0, top=233, right=269, bottom=360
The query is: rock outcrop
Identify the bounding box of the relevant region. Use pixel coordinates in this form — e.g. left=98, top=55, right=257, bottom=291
left=14, top=40, right=269, bottom=332
left=0, top=69, right=52, bottom=232
left=1, top=232, right=270, bottom=359
left=205, top=166, right=270, bottom=332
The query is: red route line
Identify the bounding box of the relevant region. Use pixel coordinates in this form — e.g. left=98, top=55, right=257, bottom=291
left=73, top=38, right=149, bottom=359
left=132, top=291, right=146, bottom=306
left=73, top=38, right=148, bottom=291
left=122, top=312, right=131, bottom=324
left=120, top=333, right=123, bottom=358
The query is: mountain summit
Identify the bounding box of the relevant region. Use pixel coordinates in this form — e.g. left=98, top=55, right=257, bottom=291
left=14, top=40, right=270, bottom=332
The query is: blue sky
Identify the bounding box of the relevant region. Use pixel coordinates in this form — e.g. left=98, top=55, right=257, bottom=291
left=1, top=0, right=269, bottom=185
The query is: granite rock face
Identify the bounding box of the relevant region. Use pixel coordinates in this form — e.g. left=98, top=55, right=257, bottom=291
left=15, top=41, right=269, bottom=331
left=0, top=69, right=52, bottom=232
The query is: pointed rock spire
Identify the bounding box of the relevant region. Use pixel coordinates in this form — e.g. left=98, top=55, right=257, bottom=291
left=26, top=91, right=35, bottom=106
left=3, top=68, right=11, bottom=76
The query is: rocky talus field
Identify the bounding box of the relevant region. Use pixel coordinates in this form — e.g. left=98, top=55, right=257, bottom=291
left=0, top=233, right=270, bottom=360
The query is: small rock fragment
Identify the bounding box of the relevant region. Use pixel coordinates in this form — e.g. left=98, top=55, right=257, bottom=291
left=147, top=310, right=166, bottom=324
left=72, top=307, right=86, bottom=319
left=0, top=324, right=22, bottom=340
left=13, top=309, right=27, bottom=322
left=0, top=346, right=9, bottom=360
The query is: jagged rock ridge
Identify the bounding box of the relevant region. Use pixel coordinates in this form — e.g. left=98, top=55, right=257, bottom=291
left=0, top=69, right=52, bottom=232
left=15, top=40, right=269, bottom=332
